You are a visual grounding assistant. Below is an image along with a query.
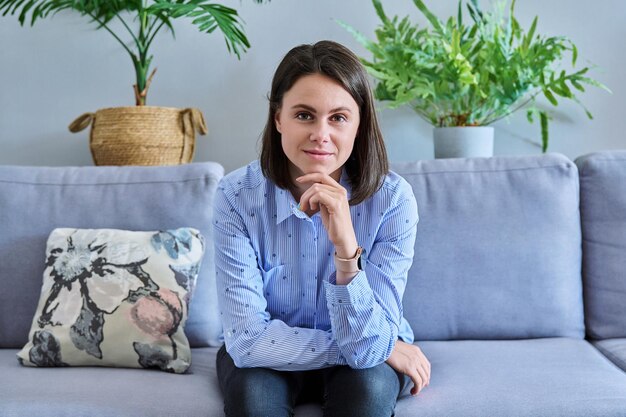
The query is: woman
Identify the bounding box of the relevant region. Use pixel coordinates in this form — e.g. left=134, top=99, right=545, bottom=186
left=214, top=40, right=430, bottom=417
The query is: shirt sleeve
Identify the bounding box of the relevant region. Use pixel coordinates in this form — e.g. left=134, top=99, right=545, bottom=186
left=324, top=180, right=418, bottom=369
left=214, top=183, right=348, bottom=371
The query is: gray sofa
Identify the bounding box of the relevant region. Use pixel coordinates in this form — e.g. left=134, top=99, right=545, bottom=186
left=1, top=151, right=626, bottom=416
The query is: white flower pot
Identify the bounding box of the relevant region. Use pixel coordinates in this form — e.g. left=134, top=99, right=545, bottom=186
left=433, top=126, right=494, bottom=159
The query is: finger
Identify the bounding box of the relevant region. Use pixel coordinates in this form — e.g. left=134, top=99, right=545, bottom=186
left=407, top=368, right=424, bottom=394
left=298, top=183, right=335, bottom=212
left=308, top=191, right=339, bottom=214
left=416, top=366, right=427, bottom=392
left=415, top=361, right=429, bottom=388
left=300, top=185, right=342, bottom=212
left=413, top=351, right=430, bottom=383
left=408, top=371, right=424, bottom=396
left=299, top=183, right=341, bottom=203
left=419, top=362, right=430, bottom=386
left=416, top=350, right=431, bottom=381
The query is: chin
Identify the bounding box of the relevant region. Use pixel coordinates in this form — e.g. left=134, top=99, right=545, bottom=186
left=304, top=165, right=337, bottom=176
left=289, top=159, right=341, bottom=179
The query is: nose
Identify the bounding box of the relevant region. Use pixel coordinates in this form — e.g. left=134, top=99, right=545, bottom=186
left=309, top=120, right=330, bottom=143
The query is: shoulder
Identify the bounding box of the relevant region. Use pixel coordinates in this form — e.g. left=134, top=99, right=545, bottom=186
left=218, top=160, right=267, bottom=197
left=377, top=170, right=416, bottom=203
left=215, top=161, right=273, bottom=215
left=366, top=171, right=418, bottom=222
left=355, top=171, right=418, bottom=238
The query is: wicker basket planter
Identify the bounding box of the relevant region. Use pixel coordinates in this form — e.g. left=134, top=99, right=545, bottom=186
left=69, top=106, right=208, bottom=166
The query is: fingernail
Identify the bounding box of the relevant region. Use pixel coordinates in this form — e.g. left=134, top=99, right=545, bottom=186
left=297, top=203, right=301, bottom=211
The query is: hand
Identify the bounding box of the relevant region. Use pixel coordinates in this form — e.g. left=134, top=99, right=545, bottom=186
left=296, top=173, right=357, bottom=254
left=386, top=340, right=431, bottom=396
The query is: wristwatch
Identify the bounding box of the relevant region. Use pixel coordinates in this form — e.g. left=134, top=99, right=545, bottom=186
left=334, top=246, right=363, bottom=271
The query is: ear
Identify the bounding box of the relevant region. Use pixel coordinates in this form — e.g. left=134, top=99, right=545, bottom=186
left=274, top=110, right=282, bottom=134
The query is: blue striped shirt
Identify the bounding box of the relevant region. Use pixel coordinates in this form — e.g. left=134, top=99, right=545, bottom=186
left=214, top=161, right=417, bottom=371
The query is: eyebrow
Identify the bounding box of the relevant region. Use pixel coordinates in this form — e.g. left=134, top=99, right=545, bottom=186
left=291, top=104, right=353, bottom=114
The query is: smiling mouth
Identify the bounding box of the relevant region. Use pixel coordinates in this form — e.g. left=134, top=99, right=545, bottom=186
left=304, top=150, right=333, bottom=159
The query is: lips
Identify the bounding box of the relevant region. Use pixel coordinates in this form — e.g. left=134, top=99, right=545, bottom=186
left=304, top=149, right=332, bottom=155
left=303, top=150, right=333, bottom=160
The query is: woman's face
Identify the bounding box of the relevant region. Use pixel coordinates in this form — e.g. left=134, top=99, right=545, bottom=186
left=275, top=73, right=360, bottom=182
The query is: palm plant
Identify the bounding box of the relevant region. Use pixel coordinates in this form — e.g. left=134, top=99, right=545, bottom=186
left=1, top=0, right=269, bottom=105
left=341, top=0, right=609, bottom=151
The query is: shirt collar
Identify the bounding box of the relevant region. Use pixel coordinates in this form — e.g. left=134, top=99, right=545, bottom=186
left=274, top=169, right=352, bottom=225
left=274, top=186, right=303, bottom=224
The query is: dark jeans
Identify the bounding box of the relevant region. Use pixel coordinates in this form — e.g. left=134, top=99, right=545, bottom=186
left=216, top=345, right=409, bottom=417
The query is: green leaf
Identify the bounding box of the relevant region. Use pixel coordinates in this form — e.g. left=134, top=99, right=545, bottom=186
left=412, top=0, right=445, bottom=34
left=579, top=76, right=612, bottom=93
left=505, top=0, right=515, bottom=46
left=543, top=89, right=558, bottom=106
left=570, top=79, right=585, bottom=92
left=372, top=0, right=391, bottom=25
left=337, top=20, right=373, bottom=50
left=523, top=16, right=538, bottom=52
left=552, top=79, right=572, bottom=98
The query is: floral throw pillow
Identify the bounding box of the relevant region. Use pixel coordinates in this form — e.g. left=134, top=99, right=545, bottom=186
left=17, top=227, right=204, bottom=374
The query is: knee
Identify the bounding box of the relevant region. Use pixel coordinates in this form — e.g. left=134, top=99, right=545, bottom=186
left=354, top=367, right=398, bottom=406
left=325, top=364, right=399, bottom=416
left=223, top=369, right=294, bottom=417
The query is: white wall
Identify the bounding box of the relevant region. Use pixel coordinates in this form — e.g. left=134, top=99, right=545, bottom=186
left=1, top=0, right=624, bottom=172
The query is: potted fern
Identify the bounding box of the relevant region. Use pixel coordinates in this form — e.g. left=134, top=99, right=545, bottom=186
left=1, top=0, right=268, bottom=165
left=342, top=0, right=608, bottom=158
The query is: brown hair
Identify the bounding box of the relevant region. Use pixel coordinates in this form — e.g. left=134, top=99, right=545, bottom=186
left=259, top=40, right=389, bottom=206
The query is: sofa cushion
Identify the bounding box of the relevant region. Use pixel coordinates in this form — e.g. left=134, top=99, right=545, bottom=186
left=0, top=347, right=224, bottom=417
left=592, top=338, right=626, bottom=372
left=17, top=228, right=204, bottom=373
left=5, top=341, right=625, bottom=417
left=393, top=154, right=584, bottom=340
left=4, top=340, right=626, bottom=417
left=576, top=151, right=626, bottom=340
left=393, top=338, right=626, bottom=417
left=0, top=163, right=224, bottom=349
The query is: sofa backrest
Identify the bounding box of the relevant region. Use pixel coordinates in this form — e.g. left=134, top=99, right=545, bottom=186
left=576, top=151, right=626, bottom=340
left=0, top=162, right=223, bottom=349
left=393, top=154, right=585, bottom=340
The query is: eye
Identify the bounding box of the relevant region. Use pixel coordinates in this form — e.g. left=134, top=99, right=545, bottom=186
left=330, top=114, right=347, bottom=123
left=295, top=112, right=313, bottom=121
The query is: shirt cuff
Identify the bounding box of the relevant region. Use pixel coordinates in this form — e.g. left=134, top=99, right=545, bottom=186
left=324, top=271, right=372, bottom=306
left=327, top=341, right=347, bottom=366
